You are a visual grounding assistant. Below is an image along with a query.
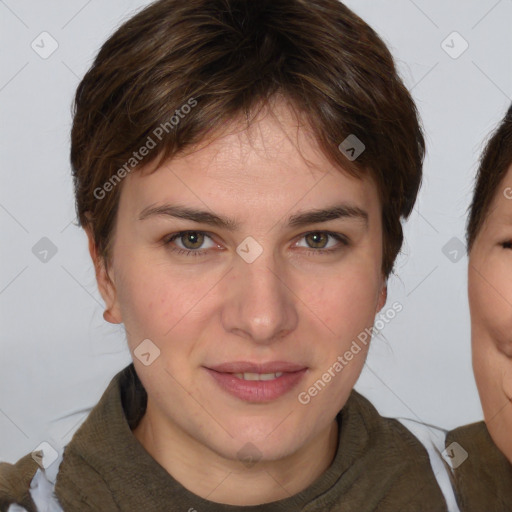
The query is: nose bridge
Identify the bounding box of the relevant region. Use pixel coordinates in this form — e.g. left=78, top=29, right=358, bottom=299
left=222, top=244, right=297, bottom=343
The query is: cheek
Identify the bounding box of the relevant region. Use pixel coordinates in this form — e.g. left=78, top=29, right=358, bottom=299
left=473, top=345, right=512, bottom=461
left=114, top=255, right=217, bottom=343
left=471, top=257, right=512, bottom=444
left=304, top=265, right=381, bottom=351
left=462, top=228, right=512, bottom=462
left=470, top=261, right=512, bottom=357
left=114, top=245, right=382, bottom=353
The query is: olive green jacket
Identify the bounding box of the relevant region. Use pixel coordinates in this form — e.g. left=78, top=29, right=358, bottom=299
left=446, top=422, right=512, bottom=511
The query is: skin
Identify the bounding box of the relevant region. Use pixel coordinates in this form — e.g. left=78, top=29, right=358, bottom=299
left=86, top=98, right=387, bottom=505
left=469, top=163, right=512, bottom=464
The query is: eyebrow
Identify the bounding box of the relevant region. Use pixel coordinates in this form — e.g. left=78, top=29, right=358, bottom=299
left=138, top=203, right=369, bottom=230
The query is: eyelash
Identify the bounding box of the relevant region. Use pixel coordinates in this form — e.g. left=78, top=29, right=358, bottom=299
left=502, top=241, right=512, bottom=249
left=162, top=231, right=349, bottom=257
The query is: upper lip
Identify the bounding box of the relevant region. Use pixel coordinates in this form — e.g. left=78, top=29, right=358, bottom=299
left=206, top=361, right=307, bottom=373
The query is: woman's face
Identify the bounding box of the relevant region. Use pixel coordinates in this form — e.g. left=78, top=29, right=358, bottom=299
left=469, top=164, right=512, bottom=463
left=91, top=100, right=386, bottom=464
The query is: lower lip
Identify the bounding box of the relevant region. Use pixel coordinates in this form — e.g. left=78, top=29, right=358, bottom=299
left=204, top=368, right=307, bottom=402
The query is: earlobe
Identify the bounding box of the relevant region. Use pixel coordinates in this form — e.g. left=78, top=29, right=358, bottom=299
left=103, top=308, right=120, bottom=324
left=84, top=224, right=123, bottom=325
left=376, top=282, right=388, bottom=312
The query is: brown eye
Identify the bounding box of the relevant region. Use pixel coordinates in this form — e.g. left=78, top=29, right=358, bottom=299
left=180, top=232, right=205, bottom=250
left=305, top=232, right=329, bottom=249
left=163, top=231, right=216, bottom=255
left=295, top=231, right=348, bottom=256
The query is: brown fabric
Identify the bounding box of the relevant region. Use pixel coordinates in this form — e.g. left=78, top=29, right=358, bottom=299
left=3, top=364, right=449, bottom=511
left=446, top=422, right=512, bottom=512
left=0, top=453, right=39, bottom=512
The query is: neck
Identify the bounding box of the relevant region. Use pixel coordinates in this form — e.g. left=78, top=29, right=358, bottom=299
left=133, top=402, right=339, bottom=506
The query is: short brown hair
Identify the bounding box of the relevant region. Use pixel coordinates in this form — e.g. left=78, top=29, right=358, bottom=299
left=467, top=105, right=512, bottom=251
left=71, top=0, right=424, bottom=277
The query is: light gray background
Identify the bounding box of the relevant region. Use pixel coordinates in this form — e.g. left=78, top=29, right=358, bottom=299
left=1, top=0, right=511, bottom=463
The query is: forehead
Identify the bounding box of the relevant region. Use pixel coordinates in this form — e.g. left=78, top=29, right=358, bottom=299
left=119, top=100, right=380, bottom=221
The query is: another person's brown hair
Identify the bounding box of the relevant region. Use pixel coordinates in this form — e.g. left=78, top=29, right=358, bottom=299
left=71, top=0, right=425, bottom=277
left=467, top=105, right=512, bottom=250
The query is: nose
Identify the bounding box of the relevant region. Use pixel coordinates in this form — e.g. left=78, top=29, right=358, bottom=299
left=221, top=247, right=299, bottom=345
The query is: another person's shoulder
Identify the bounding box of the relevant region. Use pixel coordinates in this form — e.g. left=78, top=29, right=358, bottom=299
left=447, top=420, right=494, bottom=451
left=446, top=421, right=512, bottom=512
left=447, top=420, right=512, bottom=475
left=0, top=453, right=39, bottom=512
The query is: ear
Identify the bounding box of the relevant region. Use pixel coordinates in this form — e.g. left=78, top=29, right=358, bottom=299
left=84, top=224, right=122, bottom=324
left=376, top=280, right=388, bottom=313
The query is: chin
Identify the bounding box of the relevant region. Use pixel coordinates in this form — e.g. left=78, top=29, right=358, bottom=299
left=211, top=434, right=297, bottom=464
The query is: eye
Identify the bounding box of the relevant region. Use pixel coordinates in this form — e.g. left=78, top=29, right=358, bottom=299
left=163, top=231, right=219, bottom=257
left=502, top=241, right=512, bottom=249
left=162, top=230, right=349, bottom=258
left=295, top=231, right=349, bottom=255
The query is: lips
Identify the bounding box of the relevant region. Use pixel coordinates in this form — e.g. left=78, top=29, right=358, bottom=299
left=204, top=361, right=308, bottom=402
left=205, top=361, right=308, bottom=403
left=207, top=361, right=307, bottom=374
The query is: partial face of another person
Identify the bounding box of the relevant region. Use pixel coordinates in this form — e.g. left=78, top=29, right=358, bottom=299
left=469, top=163, right=512, bottom=463
left=90, top=99, right=386, bottom=466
